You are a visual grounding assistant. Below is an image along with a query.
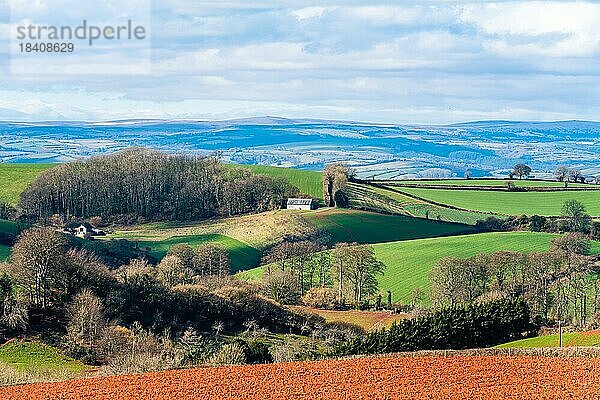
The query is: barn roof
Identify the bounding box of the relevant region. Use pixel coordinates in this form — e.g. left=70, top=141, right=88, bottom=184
left=287, top=198, right=314, bottom=205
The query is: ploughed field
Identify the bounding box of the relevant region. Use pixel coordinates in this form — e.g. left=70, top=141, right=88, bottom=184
left=2, top=355, right=600, bottom=399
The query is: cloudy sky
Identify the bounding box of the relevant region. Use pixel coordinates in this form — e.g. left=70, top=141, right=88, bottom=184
left=1, top=0, right=600, bottom=123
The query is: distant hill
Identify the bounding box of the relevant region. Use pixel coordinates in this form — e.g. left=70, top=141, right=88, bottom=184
left=1, top=118, right=599, bottom=179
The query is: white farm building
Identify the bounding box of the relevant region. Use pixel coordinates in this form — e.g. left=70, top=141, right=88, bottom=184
left=286, top=198, right=317, bottom=210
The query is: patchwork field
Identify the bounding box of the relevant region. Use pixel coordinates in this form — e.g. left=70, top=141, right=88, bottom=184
left=397, top=187, right=600, bottom=216
left=292, top=306, right=406, bottom=331
left=2, top=355, right=600, bottom=399
left=0, top=164, right=54, bottom=205
left=348, top=184, right=495, bottom=225
left=496, top=331, right=600, bottom=349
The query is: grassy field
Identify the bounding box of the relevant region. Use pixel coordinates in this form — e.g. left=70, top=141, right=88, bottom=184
left=106, top=233, right=261, bottom=273
left=354, top=184, right=497, bottom=225
left=304, top=209, right=474, bottom=245
left=0, top=219, right=20, bottom=236
left=397, top=187, right=600, bottom=216
left=0, top=340, right=87, bottom=373
left=226, top=164, right=323, bottom=200
left=373, top=232, right=579, bottom=304
left=496, top=331, right=600, bottom=348
left=0, top=246, right=9, bottom=262
left=0, top=164, right=54, bottom=205
left=291, top=306, right=406, bottom=332
left=0, top=340, right=89, bottom=386
left=239, top=231, right=592, bottom=303
left=383, top=179, right=589, bottom=188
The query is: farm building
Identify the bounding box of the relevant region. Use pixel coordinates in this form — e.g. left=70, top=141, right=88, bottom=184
left=73, top=223, right=106, bottom=239
left=287, top=198, right=317, bottom=210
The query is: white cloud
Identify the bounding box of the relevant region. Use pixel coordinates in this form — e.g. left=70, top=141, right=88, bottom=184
left=292, top=6, right=333, bottom=21
left=461, top=2, right=600, bottom=58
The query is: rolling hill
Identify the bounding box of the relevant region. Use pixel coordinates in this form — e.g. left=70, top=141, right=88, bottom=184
left=241, top=231, right=600, bottom=303
left=0, top=164, right=53, bottom=205
left=303, top=208, right=475, bottom=245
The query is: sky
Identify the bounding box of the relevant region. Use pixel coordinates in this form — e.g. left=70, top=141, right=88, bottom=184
left=1, top=0, right=600, bottom=123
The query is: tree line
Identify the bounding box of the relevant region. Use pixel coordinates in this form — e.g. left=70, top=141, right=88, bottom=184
left=19, top=148, right=300, bottom=222
left=333, top=299, right=532, bottom=356
left=261, top=240, right=385, bottom=308
left=429, top=233, right=597, bottom=325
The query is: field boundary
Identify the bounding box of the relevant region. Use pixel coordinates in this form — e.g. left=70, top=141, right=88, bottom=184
left=340, top=346, right=600, bottom=360
left=367, top=183, right=509, bottom=217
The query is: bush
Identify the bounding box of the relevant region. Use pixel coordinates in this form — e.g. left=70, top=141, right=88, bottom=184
left=333, top=299, right=533, bottom=356
left=208, top=343, right=247, bottom=366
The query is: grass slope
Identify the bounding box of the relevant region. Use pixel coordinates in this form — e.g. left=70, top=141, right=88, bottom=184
left=0, top=341, right=87, bottom=373
left=496, top=331, right=600, bottom=348
left=0, top=246, right=9, bottom=262
left=398, top=187, right=600, bottom=216
left=372, top=232, right=571, bottom=304
left=304, top=209, right=475, bottom=245
left=0, top=164, right=54, bottom=205
left=109, top=233, right=261, bottom=273
left=227, top=164, right=323, bottom=200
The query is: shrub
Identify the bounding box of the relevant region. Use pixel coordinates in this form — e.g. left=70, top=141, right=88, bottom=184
left=208, top=343, right=247, bottom=366
left=333, top=299, right=533, bottom=356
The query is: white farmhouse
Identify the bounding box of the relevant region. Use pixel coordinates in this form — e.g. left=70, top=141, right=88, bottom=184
left=286, top=198, right=316, bottom=210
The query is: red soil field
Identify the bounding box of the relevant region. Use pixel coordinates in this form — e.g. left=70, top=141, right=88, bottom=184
left=2, top=355, right=600, bottom=400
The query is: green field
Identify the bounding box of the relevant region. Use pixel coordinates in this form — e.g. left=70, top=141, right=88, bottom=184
left=397, top=187, right=600, bottom=216
left=496, top=331, right=600, bottom=348
left=227, top=164, right=323, bottom=200
left=108, top=233, right=261, bottom=273
left=0, top=219, right=20, bottom=235
left=0, top=340, right=87, bottom=374
left=353, top=184, right=497, bottom=225
left=304, top=209, right=475, bottom=245
left=373, top=231, right=592, bottom=303
left=0, top=164, right=54, bottom=205
left=0, top=245, right=9, bottom=261
left=241, top=231, right=590, bottom=303
left=384, top=179, right=588, bottom=188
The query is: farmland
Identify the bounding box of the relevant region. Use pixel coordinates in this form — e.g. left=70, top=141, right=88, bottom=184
left=227, top=164, right=323, bottom=200
left=383, top=179, right=588, bottom=188
left=0, top=341, right=89, bottom=386
left=109, top=233, right=261, bottom=273
left=242, top=231, right=583, bottom=303
left=496, top=331, right=600, bottom=348
left=396, top=186, right=600, bottom=216
left=2, top=355, right=600, bottom=399
left=346, top=183, right=492, bottom=225
left=0, top=245, right=9, bottom=261
left=0, top=164, right=53, bottom=205
left=291, top=306, right=406, bottom=331
left=304, top=208, right=474, bottom=245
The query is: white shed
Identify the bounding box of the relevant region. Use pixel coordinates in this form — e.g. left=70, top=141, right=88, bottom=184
left=287, top=198, right=316, bottom=210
